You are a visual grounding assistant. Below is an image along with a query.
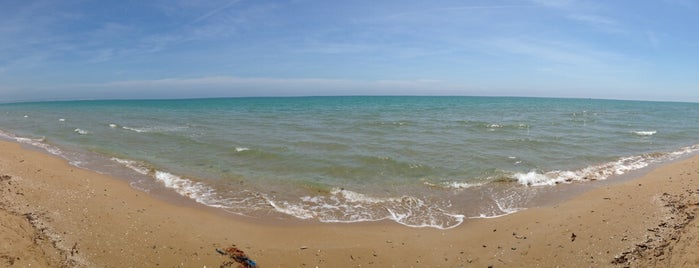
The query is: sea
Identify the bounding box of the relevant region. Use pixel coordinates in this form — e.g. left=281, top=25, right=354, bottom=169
left=1, top=96, right=699, bottom=229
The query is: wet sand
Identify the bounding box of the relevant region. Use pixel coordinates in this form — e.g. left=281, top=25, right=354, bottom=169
left=2, top=139, right=699, bottom=267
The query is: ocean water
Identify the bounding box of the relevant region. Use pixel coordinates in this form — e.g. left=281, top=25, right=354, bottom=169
left=1, top=96, right=699, bottom=229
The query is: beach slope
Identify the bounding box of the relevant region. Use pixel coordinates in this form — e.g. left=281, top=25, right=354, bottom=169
left=2, top=139, right=699, bottom=267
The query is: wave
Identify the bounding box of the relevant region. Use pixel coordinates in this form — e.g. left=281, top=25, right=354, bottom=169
left=110, top=156, right=464, bottom=229
left=74, top=128, right=89, bottom=135
left=509, top=144, right=699, bottom=186
left=121, top=125, right=188, bottom=133
left=267, top=188, right=465, bottom=229
left=0, top=131, right=58, bottom=155
left=487, top=124, right=503, bottom=128
left=110, top=157, right=235, bottom=209
left=484, top=123, right=529, bottom=131
left=0, top=130, right=87, bottom=167
left=0, top=131, right=488, bottom=228
left=124, top=142, right=699, bottom=228
left=469, top=187, right=532, bottom=219
left=5, top=125, right=699, bottom=229
left=469, top=207, right=523, bottom=219
left=121, top=126, right=148, bottom=133
left=634, top=130, right=657, bottom=136
left=110, top=157, right=150, bottom=175
left=424, top=181, right=483, bottom=190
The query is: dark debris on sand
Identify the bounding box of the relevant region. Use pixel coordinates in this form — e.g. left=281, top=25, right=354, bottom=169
left=612, top=189, right=699, bottom=267
left=216, top=245, right=257, bottom=268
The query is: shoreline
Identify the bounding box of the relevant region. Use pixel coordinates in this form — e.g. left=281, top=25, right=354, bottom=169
left=7, top=130, right=699, bottom=230
left=2, top=139, right=699, bottom=266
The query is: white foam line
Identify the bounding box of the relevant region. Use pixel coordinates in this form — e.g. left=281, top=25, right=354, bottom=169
left=269, top=188, right=465, bottom=229
left=634, top=130, right=657, bottom=136
left=512, top=144, right=699, bottom=186
left=468, top=209, right=523, bottom=219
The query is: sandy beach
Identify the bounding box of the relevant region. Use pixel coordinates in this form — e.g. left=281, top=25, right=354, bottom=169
left=1, top=139, right=699, bottom=267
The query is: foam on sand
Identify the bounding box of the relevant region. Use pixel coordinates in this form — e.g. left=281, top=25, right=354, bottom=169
left=267, top=188, right=465, bottom=229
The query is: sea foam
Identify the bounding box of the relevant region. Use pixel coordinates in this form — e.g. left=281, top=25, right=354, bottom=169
left=74, top=128, right=89, bottom=135
left=267, top=188, right=465, bottom=229
left=0, top=131, right=61, bottom=156
left=110, top=157, right=150, bottom=175
left=110, top=157, right=280, bottom=213
left=510, top=144, right=699, bottom=186
left=121, top=125, right=188, bottom=133
left=4, top=97, right=699, bottom=230
left=110, top=156, right=466, bottom=228
left=634, top=130, right=657, bottom=136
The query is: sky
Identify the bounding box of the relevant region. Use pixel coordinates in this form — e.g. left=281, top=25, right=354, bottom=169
left=1, top=0, right=698, bottom=102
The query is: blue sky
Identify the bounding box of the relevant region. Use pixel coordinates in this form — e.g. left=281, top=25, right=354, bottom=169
left=1, top=0, right=698, bottom=102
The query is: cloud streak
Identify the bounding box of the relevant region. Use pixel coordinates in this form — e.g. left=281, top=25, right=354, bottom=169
left=189, top=0, right=243, bottom=25
left=485, top=38, right=610, bottom=66
left=3, top=76, right=458, bottom=101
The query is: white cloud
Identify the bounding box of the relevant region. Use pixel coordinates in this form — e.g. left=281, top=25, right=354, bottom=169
left=530, top=0, right=577, bottom=9
left=567, top=13, right=625, bottom=34
left=486, top=38, right=603, bottom=65
left=480, top=36, right=650, bottom=84
left=189, top=0, right=243, bottom=25
left=567, top=14, right=617, bottom=26
left=3, top=76, right=460, bottom=101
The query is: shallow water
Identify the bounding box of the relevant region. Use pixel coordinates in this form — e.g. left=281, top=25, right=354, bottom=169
left=1, top=96, right=699, bottom=228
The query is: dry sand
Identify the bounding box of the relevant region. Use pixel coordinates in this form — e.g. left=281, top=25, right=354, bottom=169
left=2, top=138, right=699, bottom=267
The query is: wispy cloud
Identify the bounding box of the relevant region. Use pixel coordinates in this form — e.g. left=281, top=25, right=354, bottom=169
left=293, top=42, right=375, bottom=54
left=567, top=13, right=624, bottom=33
left=376, top=3, right=534, bottom=22
left=482, top=36, right=650, bottom=78
left=0, top=2, right=81, bottom=68
left=133, top=1, right=276, bottom=54
left=567, top=14, right=617, bottom=27
left=485, top=38, right=603, bottom=65
left=662, top=0, right=696, bottom=8
left=531, top=1, right=625, bottom=34
left=0, top=0, right=272, bottom=68
left=33, top=76, right=458, bottom=100
left=529, top=0, right=577, bottom=9
left=189, top=0, right=243, bottom=25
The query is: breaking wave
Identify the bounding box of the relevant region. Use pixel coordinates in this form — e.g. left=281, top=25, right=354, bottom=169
left=110, top=156, right=465, bottom=229
left=0, top=131, right=61, bottom=156
left=121, top=125, right=188, bottom=133
left=4, top=127, right=699, bottom=230
left=74, top=128, right=89, bottom=135
left=634, top=130, right=657, bottom=136
left=510, top=144, right=699, bottom=186
left=108, top=143, right=699, bottom=228
left=266, top=188, right=465, bottom=229
left=0, top=131, right=87, bottom=167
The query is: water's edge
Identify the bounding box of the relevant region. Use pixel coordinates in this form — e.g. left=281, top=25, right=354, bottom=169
left=2, top=128, right=697, bottom=229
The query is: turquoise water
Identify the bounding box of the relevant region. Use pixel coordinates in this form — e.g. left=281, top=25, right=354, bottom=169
left=1, top=96, right=699, bottom=228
